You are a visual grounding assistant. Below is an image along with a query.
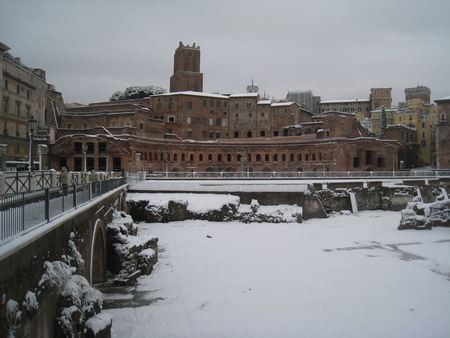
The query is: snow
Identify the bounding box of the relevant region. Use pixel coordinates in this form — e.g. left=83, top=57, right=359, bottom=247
left=271, top=101, right=295, bottom=107
left=320, top=98, right=370, bottom=104
left=229, top=93, right=259, bottom=98
left=127, top=193, right=240, bottom=213
left=105, top=211, right=450, bottom=338
left=85, top=313, right=112, bottom=335
left=23, top=291, right=38, bottom=313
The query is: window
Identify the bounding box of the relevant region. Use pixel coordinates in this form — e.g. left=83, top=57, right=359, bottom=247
left=199, top=154, right=204, bottom=161
left=209, top=118, right=214, bottom=126
left=181, top=153, right=185, bottom=161
left=227, top=154, right=232, bottom=161
left=365, top=150, right=373, bottom=165
left=216, top=132, right=220, bottom=138
left=3, top=97, right=8, bottom=113
left=306, top=154, right=309, bottom=161
left=66, top=123, right=72, bottom=129
left=222, top=119, right=227, bottom=127
left=234, top=102, right=239, bottom=109
left=209, top=131, right=215, bottom=139
left=290, top=153, right=294, bottom=161
left=237, top=154, right=242, bottom=161
left=140, top=123, right=144, bottom=129
left=247, top=131, right=252, bottom=138
left=216, top=118, right=221, bottom=126
left=261, top=112, right=265, bottom=117
left=353, top=157, right=360, bottom=168
left=74, top=142, right=82, bottom=154
left=168, top=99, right=174, bottom=109
left=174, top=153, right=178, bottom=161
left=15, top=101, right=21, bottom=116
left=234, top=131, right=239, bottom=138
left=187, top=101, right=193, bottom=109
left=260, top=131, right=265, bottom=137
left=87, top=142, right=95, bottom=154
left=273, top=131, right=279, bottom=137
left=83, top=123, right=88, bottom=129
left=247, top=102, right=251, bottom=109
left=27, top=90, right=31, bottom=100
left=208, top=154, right=212, bottom=161
left=256, top=154, right=261, bottom=161
left=167, top=116, right=175, bottom=123
left=218, top=154, right=222, bottom=162
left=377, top=157, right=385, bottom=167
left=202, top=130, right=207, bottom=139
left=265, top=154, right=269, bottom=161
left=273, top=154, right=278, bottom=162
left=312, top=153, right=316, bottom=161
left=186, top=117, right=192, bottom=124
left=4, top=79, right=8, bottom=90
left=298, top=154, right=302, bottom=161
left=125, top=122, right=131, bottom=127
left=190, top=153, right=194, bottom=161
left=282, top=154, right=286, bottom=161
left=99, top=142, right=107, bottom=153
left=186, top=130, right=192, bottom=138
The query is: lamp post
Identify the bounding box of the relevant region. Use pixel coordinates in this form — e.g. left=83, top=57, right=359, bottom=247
left=37, top=144, right=48, bottom=171
left=136, top=152, right=142, bottom=180
left=0, top=144, right=7, bottom=171
left=28, top=116, right=38, bottom=173
left=82, top=143, right=88, bottom=172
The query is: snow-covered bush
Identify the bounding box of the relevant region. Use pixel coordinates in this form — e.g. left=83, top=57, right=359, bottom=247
left=109, top=85, right=167, bottom=101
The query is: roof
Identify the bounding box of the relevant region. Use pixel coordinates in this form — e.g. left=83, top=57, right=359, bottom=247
left=271, top=102, right=295, bottom=107
left=158, top=91, right=229, bottom=99
left=320, top=98, right=370, bottom=104
left=435, top=95, right=450, bottom=102
left=257, top=100, right=272, bottom=105
left=229, top=93, right=259, bottom=98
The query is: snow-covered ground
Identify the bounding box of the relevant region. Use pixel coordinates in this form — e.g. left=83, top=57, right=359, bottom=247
left=105, top=211, right=450, bottom=338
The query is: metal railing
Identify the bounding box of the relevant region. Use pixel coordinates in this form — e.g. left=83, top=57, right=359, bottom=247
left=1, top=170, right=124, bottom=195
left=0, top=177, right=127, bottom=245
left=143, top=170, right=450, bottom=180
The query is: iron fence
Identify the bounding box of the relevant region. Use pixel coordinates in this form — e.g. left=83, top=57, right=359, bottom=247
left=0, top=177, right=127, bottom=245
left=144, top=170, right=450, bottom=180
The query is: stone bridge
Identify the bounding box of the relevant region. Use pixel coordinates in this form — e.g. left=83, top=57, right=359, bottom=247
left=0, top=182, right=127, bottom=337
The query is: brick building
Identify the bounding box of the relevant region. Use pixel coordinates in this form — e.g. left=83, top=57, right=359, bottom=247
left=405, top=85, right=431, bottom=104
left=435, top=95, right=450, bottom=169
left=170, top=42, right=203, bottom=92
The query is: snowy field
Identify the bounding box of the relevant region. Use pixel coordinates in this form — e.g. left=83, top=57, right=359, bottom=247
left=104, top=211, right=450, bottom=338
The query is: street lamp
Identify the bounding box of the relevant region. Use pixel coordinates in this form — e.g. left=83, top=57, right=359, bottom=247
left=82, top=143, right=88, bottom=172
left=28, top=116, right=38, bottom=173
left=0, top=144, right=7, bottom=171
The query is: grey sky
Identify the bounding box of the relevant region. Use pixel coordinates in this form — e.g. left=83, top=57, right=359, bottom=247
left=1, top=0, right=449, bottom=104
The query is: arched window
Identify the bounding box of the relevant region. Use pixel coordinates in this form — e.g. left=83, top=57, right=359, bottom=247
left=181, top=153, right=185, bottom=161
left=237, top=154, right=242, bottom=161
left=174, top=153, right=178, bottom=161
left=199, top=154, right=204, bottom=161
left=190, top=153, right=194, bottom=161
left=218, top=154, right=222, bottom=162
left=290, top=153, right=294, bottom=161
left=298, top=153, right=302, bottom=161
left=273, top=154, right=278, bottom=162
left=256, top=154, right=261, bottom=161
left=208, top=154, right=212, bottom=161
left=227, top=154, right=232, bottom=161
left=282, top=154, right=286, bottom=161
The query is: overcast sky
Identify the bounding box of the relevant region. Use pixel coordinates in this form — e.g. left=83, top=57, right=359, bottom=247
left=1, top=0, right=449, bottom=104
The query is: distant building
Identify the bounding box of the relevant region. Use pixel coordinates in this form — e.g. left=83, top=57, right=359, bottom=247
left=370, top=87, right=392, bottom=110
left=434, top=95, right=450, bottom=169
left=286, top=90, right=316, bottom=113
left=170, top=41, right=203, bottom=92
left=405, top=85, right=431, bottom=104
left=246, top=80, right=259, bottom=93
left=0, top=41, right=50, bottom=165
left=319, top=98, right=371, bottom=117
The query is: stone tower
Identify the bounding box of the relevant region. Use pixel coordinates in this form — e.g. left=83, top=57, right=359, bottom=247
left=170, top=41, right=203, bottom=92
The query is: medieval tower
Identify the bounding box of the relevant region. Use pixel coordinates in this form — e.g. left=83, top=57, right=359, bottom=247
left=170, top=41, right=203, bottom=92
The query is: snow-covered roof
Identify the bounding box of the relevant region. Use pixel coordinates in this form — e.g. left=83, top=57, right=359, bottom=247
left=435, top=95, right=450, bottom=102
left=271, top=102, right=295, bottom=107
left=387, top=124, right=416, bottom=131
left=320, top=98, right=370, bottom=104
left=229, top=93, right=259, bottom=98
left=322, top=111, right=356, bottom=117
left=257, top=100, right=272, bottom=105
left=157, top=91, right=229, bottom=99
